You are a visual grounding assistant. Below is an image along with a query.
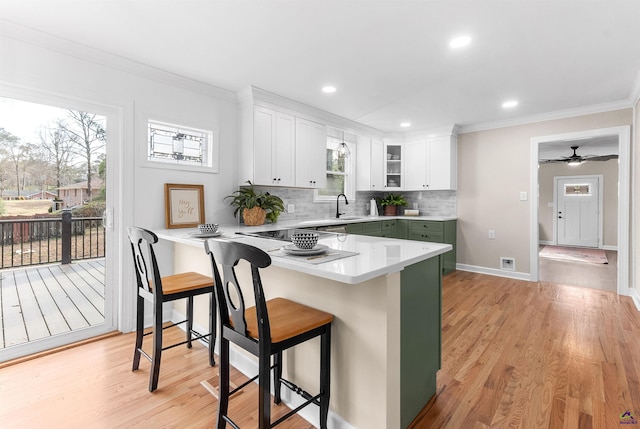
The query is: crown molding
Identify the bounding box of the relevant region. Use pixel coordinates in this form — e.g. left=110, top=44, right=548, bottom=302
left=0, top=19, right=237, bottom=102
left=239, top=86, right=386, bottom=139
left=457, top=99, right=634, bottom=134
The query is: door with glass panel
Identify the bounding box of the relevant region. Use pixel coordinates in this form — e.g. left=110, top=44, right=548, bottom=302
left=555, top=176, right=601, bottom=248
left=0, top=96, right=117, bottom=361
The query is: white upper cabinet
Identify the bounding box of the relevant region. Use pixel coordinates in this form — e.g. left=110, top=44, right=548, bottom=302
left=356, top=138, right=384, bottom=191
left=253, top=106, right=296, bottom=187
left=404, top=135, right=457, bottom=191
left=295, top=117, right=327, bottom=188
left=383, top=141, right=403, bottom=190
left=371, top=139, right=384, bottom=191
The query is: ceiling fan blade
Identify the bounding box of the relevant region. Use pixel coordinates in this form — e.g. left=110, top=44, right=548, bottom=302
left=583, top=154, right=618, bottom=161
left=539, top=158, right=568, bottom=164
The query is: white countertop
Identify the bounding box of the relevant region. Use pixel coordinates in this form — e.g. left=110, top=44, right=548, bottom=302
left=156, top=226, right=452, bottom=284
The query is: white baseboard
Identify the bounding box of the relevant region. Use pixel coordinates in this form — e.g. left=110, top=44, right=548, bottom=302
left=629, top=288, right=640, bottom=311
left=602, top=245, right=618, bottom=251
left=456, top=264, right=532, bottom=281
left=539, top=240, right=554, bottom=246
left=171, top=309, right=354, bottom=429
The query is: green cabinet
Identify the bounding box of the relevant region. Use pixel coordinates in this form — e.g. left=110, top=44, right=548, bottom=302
left=380, top=219, right=397, bottom=237
left=346, top=221, right=382, bottom=236
left=348, top=218, right=457, bottom=275
left=406, top=220, right=457, bottom=275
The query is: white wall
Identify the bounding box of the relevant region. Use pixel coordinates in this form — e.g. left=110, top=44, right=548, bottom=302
left=633, top=96, right=640, bottom=304
left=0, top=27, right=240, bottom=330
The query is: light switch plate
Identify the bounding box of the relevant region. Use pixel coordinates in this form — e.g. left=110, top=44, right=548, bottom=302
left=519, top=191, right=528, bottom=201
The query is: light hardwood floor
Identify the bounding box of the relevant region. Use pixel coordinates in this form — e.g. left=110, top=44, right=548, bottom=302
left=1, top=271, right=638, bottom=428
left=409, top=270, right=640, bottom=428
left=0, top=327, right=312, bottom=428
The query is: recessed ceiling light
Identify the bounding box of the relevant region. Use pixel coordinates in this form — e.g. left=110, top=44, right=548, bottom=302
left=400, top=122, right=411, bottom=128
left=322, top=86, right=336, bottom=94
left=449, top=36, right=471, bottom=49
left=502, top=100, right=518, bottom=109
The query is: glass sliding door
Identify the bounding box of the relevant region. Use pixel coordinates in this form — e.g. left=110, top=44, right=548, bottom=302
left=0, top=95, right=118, bottom=361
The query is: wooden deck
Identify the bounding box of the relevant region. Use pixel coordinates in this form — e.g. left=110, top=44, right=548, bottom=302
left=0, top=259, right=105, bottom=349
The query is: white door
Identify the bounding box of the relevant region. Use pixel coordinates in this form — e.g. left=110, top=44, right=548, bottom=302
left=555, top=176, right=601, bottom=248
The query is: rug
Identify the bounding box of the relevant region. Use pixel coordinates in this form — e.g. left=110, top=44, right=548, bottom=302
left=539, top=245, right=608, bottom=264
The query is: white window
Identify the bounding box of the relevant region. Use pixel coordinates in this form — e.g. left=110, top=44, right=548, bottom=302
left=146, top=120, right=218, bottom=172
left=315, top=134, right=355, bottom=201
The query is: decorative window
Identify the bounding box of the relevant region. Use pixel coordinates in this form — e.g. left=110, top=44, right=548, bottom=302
left=147, top=120, right=218, bottom=172
left=564, top=184, right=591, bottom=195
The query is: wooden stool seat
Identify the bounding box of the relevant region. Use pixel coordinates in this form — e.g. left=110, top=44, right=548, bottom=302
left=160, top=272, right=214, bottom=295
left=239, top=297, right=334, bottom=343
left=205, top=239, right=333, bottom=429
left=128, top=227, right=216, bottom=392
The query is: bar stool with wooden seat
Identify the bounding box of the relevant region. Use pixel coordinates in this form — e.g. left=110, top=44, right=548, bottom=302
left=205, top=239, right=333, bottom=429
left=128, top=226, right=216, bottom=392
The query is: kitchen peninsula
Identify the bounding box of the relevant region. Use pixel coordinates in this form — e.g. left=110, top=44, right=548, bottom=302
left=157, top=220, right=451, bottom=429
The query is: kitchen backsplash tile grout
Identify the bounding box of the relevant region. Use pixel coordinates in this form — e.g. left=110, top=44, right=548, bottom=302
left=251, top=186, right=456, bottom=221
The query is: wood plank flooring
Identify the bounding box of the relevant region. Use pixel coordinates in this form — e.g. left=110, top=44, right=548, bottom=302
left=0, top=270, right=638, bottom=428
left=0, top=259, right=105, bottom=348
left=409, top=271, right=640, bottom=428
left=0, top=326, right=312, bottom=428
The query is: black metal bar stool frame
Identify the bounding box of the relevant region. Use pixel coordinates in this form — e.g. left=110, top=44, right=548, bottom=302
left=128, top=226, right=216, bottom=392
left=205, top=239, right=332, bottom=429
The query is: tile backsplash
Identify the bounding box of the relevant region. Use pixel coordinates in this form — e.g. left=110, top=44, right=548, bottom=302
left=251, top=186, right=456, bottom=221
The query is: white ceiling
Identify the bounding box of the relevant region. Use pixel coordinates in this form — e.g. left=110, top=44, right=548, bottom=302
left=1, top=1, right=639, bottom=134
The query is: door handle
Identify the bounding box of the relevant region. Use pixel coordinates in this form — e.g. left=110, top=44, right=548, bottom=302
left=102, top=209, right=113, bottom=230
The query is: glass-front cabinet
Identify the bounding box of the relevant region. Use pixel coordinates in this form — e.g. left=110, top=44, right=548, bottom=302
left=384, top=141, right=403, bottom=189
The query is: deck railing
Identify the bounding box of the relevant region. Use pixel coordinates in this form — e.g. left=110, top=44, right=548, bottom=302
left=0, top=211, right=105, bottom=269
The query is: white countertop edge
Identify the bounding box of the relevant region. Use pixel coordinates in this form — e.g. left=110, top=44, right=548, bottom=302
left=156, top=228, right=451, bottom=285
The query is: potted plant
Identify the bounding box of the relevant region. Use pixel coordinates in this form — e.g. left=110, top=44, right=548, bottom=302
left=378, top=193, right=407, bottom=216
left=225, top=181, right=285, bottom=226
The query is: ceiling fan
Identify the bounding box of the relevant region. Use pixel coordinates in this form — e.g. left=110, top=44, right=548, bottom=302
left=540, top=145, right=618, bottom=165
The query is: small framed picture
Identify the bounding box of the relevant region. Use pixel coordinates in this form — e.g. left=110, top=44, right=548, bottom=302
left=164, top=183, right=205, bottom=229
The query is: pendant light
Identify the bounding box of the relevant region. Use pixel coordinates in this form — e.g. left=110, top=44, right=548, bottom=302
left=337, top=131, right=351, bottom=158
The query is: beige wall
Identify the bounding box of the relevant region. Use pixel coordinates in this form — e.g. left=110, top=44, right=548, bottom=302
left=457, top=109, right=633, bottom=274
left=538, top=159, right=618, bottom=247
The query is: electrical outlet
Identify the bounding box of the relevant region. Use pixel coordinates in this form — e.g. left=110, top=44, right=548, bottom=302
left=412, top=203, right=418, bottom=210
left=488, top=229, right=496, bottom=239
left=287, top=204, right=295, bottom=213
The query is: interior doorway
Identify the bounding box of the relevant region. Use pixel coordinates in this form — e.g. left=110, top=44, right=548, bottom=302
left=530, top=126, right=631, bottom=296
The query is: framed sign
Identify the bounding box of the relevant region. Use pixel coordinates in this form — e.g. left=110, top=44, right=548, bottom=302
left=164, top=183, right=205, bottom=228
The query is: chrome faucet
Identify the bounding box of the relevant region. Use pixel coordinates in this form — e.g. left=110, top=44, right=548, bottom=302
left=336, top=193, right=349, bottom=218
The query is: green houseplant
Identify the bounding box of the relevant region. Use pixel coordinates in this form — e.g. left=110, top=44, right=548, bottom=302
left=378, top=193, right=407, bottom=216
left=225, top=181, right=285, bottom=225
